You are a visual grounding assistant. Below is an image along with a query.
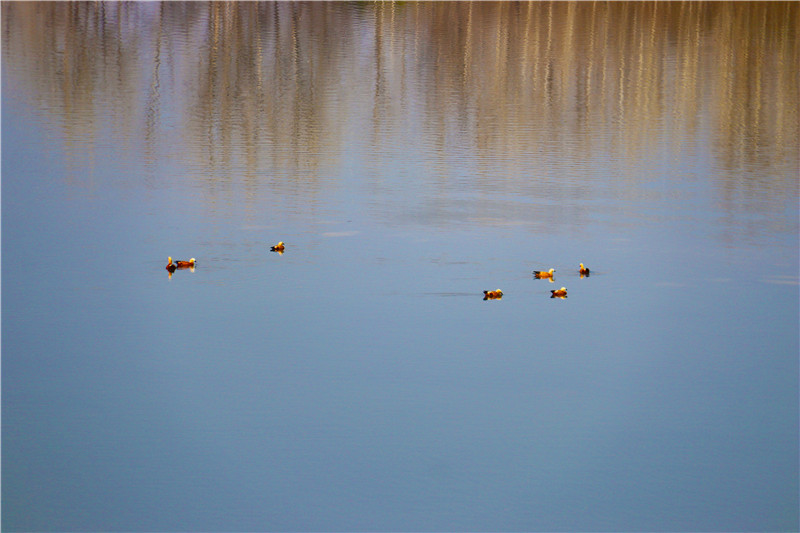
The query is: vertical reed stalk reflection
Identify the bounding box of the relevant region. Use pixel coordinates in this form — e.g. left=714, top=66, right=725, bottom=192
left=3, top=2, right=798, bottom=208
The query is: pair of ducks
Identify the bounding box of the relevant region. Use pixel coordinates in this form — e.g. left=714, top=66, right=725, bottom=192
left=484, top=287, right=567, bottom=299
left=165, top=256, right=195, bottom=273
left=532, top=263, right=590, bottom=279
left=485, top=263, right=590, bottom=300
left=484, top=286, right=566, bottom=300
left=166, top=241, right=284, bottom=273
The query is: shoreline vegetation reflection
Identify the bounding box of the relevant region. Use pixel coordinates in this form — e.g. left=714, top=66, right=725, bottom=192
left=2, top=2, right=798, bottom=243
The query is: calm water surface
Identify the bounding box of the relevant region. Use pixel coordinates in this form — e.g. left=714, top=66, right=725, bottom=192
left=2, top=2, right=798, bottom=531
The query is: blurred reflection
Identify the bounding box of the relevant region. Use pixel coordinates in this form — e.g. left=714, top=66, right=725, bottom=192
left=2, top=1, right=797, bottom=228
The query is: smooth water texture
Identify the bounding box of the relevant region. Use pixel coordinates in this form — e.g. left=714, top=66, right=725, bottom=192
left=2, top=2, right=798, bottom=531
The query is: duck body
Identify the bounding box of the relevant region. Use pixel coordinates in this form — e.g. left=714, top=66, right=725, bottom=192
left=550, top=287, right=568, bottom=298
left=176, top=258, right=196, bottom=269
left=579, top=263, right=590, bottom=276
left=270, top=241, right=285, bottom=252
left=533, top=268, right=555, bottom=279
left=166, top=257, right=177, bottom=272
left=483, top=289, right=503, bottom=300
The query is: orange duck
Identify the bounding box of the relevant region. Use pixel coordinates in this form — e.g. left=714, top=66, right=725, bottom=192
left=533, top=268, right=555, bottom=280
left=270, top=241, right=285, bottom=252
left=175, top=258, right=196, bottom=269
left=166, top=257, right=177, bottom=273
left=550, top=287, right=568, bottom=298
left=483, top=289, right=503, bottom=300
left=579, top=263, right=590, bottom=276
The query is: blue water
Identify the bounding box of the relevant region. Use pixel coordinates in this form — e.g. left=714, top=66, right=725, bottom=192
left=2, top=2, right=798, bottom=531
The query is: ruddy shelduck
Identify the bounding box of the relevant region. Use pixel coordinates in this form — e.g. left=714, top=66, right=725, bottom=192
left=550, top=287, right=568, bottom=298
left=483, top=289, right=503, bottom=300
left=176, top=258, right=196, bottom=269
left=166, top=257, right=177, bottom=273
left=270, top=241, right=285, bottom=252
left=533, top=268, right=555, bottom=279
left=579, top=263, right=590, bottom=276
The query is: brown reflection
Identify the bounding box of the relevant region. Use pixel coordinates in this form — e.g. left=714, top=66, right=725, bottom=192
left=2, top=2, right=797, bottom=221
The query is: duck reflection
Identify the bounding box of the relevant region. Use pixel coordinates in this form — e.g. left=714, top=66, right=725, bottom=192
left=483, top=289, right=503, bottom=300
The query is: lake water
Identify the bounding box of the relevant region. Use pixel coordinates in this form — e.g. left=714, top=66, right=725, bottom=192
left=2, top=2, right=798, bottom=531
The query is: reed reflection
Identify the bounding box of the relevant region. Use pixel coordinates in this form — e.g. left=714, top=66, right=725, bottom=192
left=2, top=1, right=797, bottom=222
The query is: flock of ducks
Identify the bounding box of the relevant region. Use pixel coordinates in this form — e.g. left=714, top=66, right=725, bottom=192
left=166, top=244, right=589, bottom=301
left=484, top=263, right=590, bottom=300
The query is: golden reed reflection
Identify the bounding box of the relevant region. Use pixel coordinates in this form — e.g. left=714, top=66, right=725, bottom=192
left=3, top=2, right=797, bottom=202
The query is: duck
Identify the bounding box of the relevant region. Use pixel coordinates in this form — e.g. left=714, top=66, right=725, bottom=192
left=166, top=257, right=177, bottom=273
left=550, top=287, right=568, bottom=298
left=175, top=258, right=196, bottom=269
left=579, top=263, right=590, bottom=276
left=270, top=241, right=285, bottom=252
left=533, top=268, right=555, bottom=279
left=483, top=289, right=503, bottom=300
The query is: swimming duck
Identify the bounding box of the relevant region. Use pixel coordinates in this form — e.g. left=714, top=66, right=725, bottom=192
left=270, top=241, right=285, bottom=252
left=483, top=289, right=503, bottom=300
left=550, top=287, right=568, bottom=298
left=175, top=258, right=196, bottom=269
left=533, top=268, right=555, bottom=279
left=166, top=257, right=177, bottom=273
left=579, top=263, right=590, bottom=276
